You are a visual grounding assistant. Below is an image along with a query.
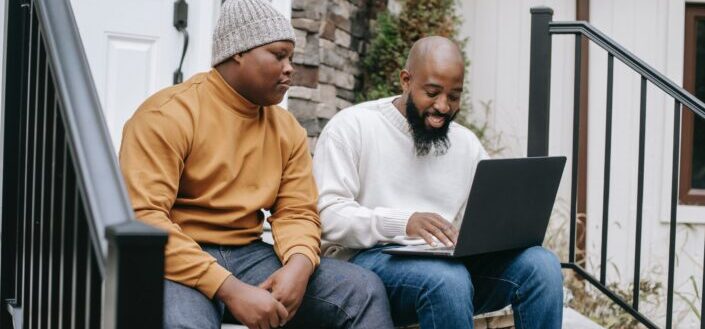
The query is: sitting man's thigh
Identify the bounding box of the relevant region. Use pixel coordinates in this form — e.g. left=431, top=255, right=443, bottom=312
left=288, top=257, right=392, bottom=328
left=351, top=246, right=472, bottom=293
left=351, top=246, right=473, bottom=326
left=221, top=242, right=392, bottom=328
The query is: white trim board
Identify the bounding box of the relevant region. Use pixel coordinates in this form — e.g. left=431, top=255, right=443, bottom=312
left=675, top=205, right=705, bottom=223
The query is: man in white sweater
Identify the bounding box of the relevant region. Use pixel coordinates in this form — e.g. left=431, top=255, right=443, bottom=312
left=312, top=36, right=563, bottom=329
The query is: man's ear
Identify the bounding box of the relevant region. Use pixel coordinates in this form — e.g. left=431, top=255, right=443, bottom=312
left=399, top=69, right=411, bottom=92
left=232, top=53, right=244, bottom=65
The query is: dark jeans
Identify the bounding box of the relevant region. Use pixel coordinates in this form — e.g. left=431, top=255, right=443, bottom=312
left=163, top=241, right=395, bottom=329
left=351, top=245, right=564, bottom=329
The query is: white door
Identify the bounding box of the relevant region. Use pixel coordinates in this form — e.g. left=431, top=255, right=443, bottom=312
left=71, top=0, right=291, bottom=150
left=70, top=0, right=220, bottom=149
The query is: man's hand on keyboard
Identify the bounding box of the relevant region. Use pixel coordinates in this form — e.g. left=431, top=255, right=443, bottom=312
left=406, top=212, right=458, bottom=247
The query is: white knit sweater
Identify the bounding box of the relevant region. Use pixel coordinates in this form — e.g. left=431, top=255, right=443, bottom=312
left=312, top=96, right=488, bottom=254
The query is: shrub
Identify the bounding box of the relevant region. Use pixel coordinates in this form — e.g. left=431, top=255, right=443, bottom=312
left=358, top=0, right=503, bottom=152
left=359, top=0, right=465, bottom=102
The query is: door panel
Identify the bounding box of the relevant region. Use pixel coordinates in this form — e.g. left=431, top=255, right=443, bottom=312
left=104, top=33, right=158, bottom=148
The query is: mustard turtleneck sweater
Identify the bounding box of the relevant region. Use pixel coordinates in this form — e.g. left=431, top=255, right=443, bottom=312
left=119, top=69, right=320, bottom=299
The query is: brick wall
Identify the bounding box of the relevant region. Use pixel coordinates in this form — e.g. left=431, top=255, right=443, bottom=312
left=288, top=0, right=385, bottom=151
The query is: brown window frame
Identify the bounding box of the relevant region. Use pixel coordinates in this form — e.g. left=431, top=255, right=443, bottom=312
left=681, top=4, right=705, bottom=205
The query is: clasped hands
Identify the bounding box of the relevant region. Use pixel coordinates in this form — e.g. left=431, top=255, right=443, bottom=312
left=216, top=253, right=313, bottom=329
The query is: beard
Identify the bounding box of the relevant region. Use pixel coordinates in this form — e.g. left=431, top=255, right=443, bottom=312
left=405, top=95, right=456, bottom=157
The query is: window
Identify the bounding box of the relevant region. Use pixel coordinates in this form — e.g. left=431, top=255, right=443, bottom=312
left=681, top=4, right=705, bottom=205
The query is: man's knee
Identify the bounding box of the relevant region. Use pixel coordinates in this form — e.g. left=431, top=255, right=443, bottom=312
left=334, top=261, right=389, bottom=307
left=523, top=247, right=562, bottom=277
left=517, top=247, right=563, bottom=295
left=312, top=259, right=390, bottom=316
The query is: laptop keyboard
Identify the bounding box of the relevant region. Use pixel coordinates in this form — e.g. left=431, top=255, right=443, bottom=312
left=424, top=245, right=454, bottom=251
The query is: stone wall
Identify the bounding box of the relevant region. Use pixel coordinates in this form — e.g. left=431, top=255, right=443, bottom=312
left=288, top=0, right=385, bottom=151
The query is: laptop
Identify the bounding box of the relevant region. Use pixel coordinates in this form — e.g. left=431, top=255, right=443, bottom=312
left=382, top=156, right=566, bottom=257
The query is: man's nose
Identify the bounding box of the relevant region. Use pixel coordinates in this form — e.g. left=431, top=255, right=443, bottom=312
left=283, top=58, right=294, bottom=76
left=433, top=95, right=450, bottom=114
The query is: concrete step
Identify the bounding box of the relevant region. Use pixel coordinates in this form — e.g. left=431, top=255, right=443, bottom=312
left=222, top=307, right=605, bottom=329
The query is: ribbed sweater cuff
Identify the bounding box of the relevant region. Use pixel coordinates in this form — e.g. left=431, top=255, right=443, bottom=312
left=195, top=262, right=232, bottom=300
left=375, top=208, right=414, bottom=238
left=283, top=246, right=320, bottom=269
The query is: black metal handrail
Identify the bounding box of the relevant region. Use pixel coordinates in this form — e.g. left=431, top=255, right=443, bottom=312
left=549, top=21, right=705, bottom=120
left=1, top=0, right=167, bottom=328
left=528, top=7, right=705, bottom=329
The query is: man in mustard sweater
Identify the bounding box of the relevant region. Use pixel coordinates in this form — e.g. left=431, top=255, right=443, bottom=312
left=119, top=1, right=394, bottom=328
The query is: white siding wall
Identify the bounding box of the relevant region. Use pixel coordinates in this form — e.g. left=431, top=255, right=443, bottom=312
left=458, top=0, right=576, bottom=227
left=459, top=0, right=576, bottom=159
left=461, top=0, right=705, bottom=326
left=458, top=0, right=577, bottom=277
left=586, top=1, right=704, bottom=326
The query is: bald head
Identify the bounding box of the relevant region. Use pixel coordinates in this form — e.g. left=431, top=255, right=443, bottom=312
left=404, top=36, right=464, bottom=74
left=395, top=36, right=465, bottom=156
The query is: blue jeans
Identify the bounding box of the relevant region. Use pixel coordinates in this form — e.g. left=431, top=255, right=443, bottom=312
left=164, top=241, right=395, bottom=329
left=350, top=245, right=563, bottom=329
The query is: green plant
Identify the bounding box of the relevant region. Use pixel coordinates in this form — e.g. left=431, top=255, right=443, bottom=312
left=674, top=275, right=701, bottom=322
left=564, top=273, right=662, bottom=329
left=359, top=11, right=407, bottom=101
left=669, top=223, right=704, bottom=326
left=542, top=196, right=587, bottom=262
left=359, top=0, right=464, bottom=102
left=543, top=198, right=661, bottom=328
left=358, top=0, right=502, bottom=151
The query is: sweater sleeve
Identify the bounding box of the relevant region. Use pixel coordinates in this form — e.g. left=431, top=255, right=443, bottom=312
left=313, top=130, right=415, bottom=249
left=119, top=109, right=231, bottom=299
left=268, top=126, right=321, bottom=268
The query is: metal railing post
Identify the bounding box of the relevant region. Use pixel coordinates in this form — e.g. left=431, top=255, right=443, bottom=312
left=527, top=7, right=554, bottom=157
left=1, top=1, right=31, bottom=327
left=103, top=221, right=167, bottom=329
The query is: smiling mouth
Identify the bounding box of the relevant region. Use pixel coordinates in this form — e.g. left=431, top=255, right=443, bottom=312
left=426, top=114, right=446, bottom=128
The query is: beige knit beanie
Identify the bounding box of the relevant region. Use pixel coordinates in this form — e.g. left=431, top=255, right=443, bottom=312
left=211, top=0, right=296, bottom=66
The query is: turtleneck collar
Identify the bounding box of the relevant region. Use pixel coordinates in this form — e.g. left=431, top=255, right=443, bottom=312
left=207, top=69, right=261, bottom=118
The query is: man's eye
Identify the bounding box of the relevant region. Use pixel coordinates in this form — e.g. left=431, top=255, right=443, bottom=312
left=426, top=92, right=438, bottom=98
left=449, top=95, right=460, bottom=102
